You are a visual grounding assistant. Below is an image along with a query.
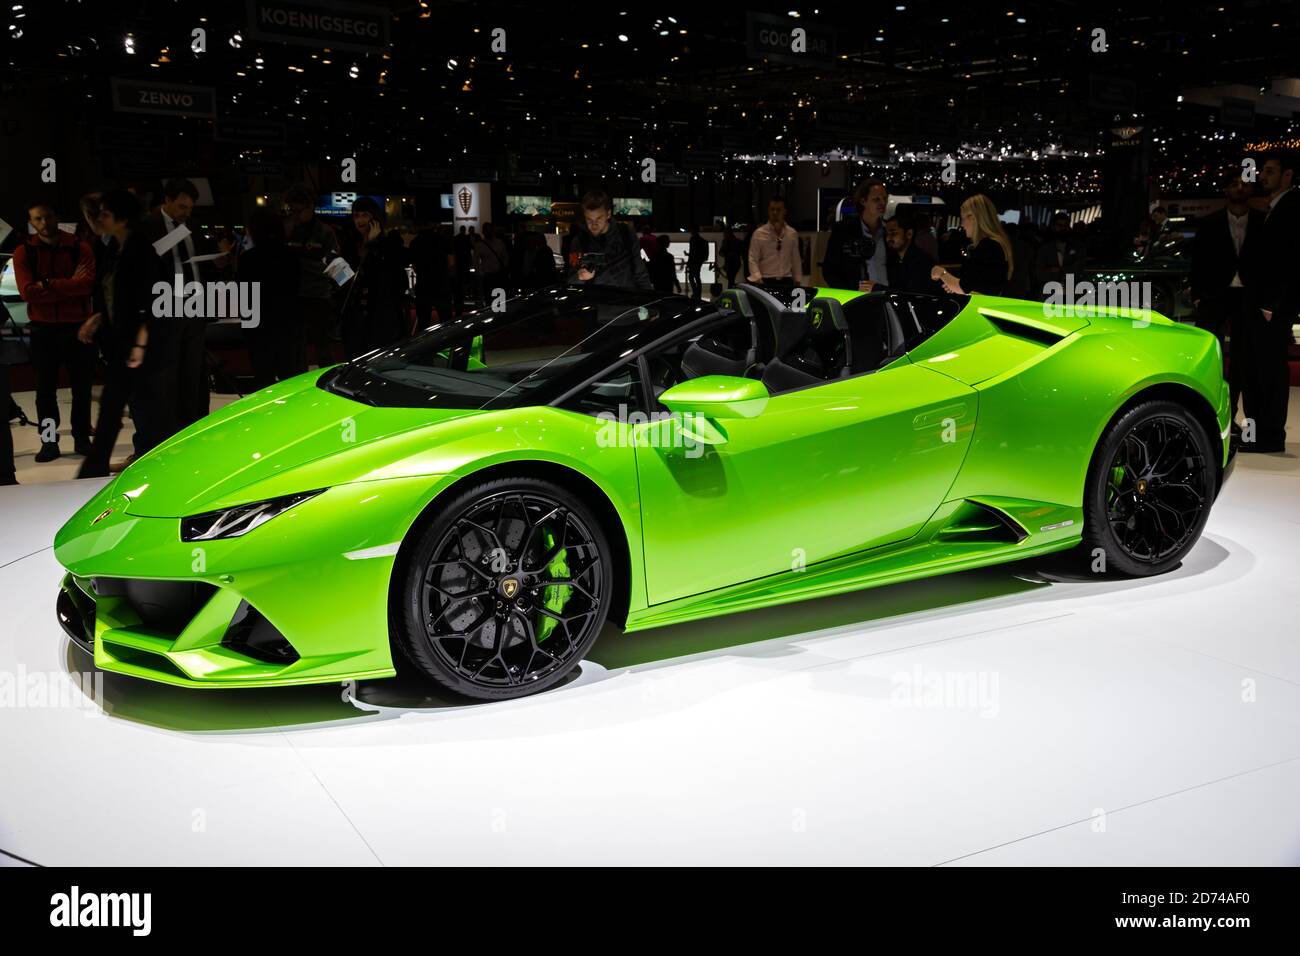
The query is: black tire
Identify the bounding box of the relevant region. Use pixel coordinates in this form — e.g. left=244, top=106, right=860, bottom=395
left=1081, top=399, right=1217, bottom=576
left=394, top=477, right=613, bottom=700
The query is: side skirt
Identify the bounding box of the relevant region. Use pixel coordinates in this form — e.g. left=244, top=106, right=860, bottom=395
left=623, top=497, right=1082, bottom=633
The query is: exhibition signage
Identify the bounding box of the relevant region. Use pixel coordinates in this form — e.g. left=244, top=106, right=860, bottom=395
left=238, top=158, right=285, bottom=176
left=95, top=127, right=167, bottom=152
left=612, top=197, right=652, bottom=216
left=110, top=78, right=217, bottom=118
left=314, top=191, right=384, bottom=218
left=406, top=167, right=451, bottom=187
left=506, top=195, right=552, bottom=215
left=1088, top=74, right=1137, bottom=112
left=452, top=154, right=501, bottom=182
left=815, top=106, right=867, bottom=135
left=246, top=0, right=390, bottom=53
left=214, top=118, right=286, bottom=146
left=452, top=182, right=492, bottom=232
left=745, top=12, right=836, bottom=67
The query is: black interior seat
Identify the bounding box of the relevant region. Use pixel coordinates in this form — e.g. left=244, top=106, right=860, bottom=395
left=842, top=292, right=908, bottom=373
left=719, top=284, right=787, bottom=371
left=680, top=337, right=750, bottom=379
left=805, top=298, right=854, bottom=377
left=760, top=308, right=823, bottom=392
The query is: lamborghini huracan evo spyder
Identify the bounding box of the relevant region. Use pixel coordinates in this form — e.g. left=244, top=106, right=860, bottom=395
left=54, top=283, right=1233, bottom=700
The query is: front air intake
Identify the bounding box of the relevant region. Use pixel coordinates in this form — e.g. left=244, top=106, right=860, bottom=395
left=221, top=601, right=300, bottom=665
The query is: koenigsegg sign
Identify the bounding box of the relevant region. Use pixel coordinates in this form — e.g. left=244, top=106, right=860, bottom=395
left=246, top=0, right=390, bottom=53
left=110, top=78, right=216, bottom=118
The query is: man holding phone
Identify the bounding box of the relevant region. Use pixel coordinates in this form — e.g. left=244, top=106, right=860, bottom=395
left=566, top=190, right=652, bottom=290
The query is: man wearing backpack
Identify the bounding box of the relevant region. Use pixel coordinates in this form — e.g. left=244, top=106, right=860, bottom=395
left=13, top=200, right=96, bottom=462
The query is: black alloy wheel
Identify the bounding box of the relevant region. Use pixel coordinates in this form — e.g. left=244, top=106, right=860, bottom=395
left=1082, top=400, right=1217, bottom=576
left=395, top=477, right=612, bottom=700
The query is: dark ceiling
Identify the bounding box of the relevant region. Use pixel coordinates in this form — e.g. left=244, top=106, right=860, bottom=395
left=2, top=0, right=1298, bottom=195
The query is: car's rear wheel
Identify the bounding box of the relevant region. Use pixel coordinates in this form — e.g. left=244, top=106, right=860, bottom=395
left=395, top=477, right=612, bottom=700
left=1081, top=399, right=1216, bottom=576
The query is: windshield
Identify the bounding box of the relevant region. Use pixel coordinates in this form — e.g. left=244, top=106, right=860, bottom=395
left=320, top=285, right=681, bottom=409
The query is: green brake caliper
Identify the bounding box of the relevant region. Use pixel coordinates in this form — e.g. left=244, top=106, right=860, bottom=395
left=1108, top=463, right=1127, bottom=509
left=536, top=529, right=571, bottom=642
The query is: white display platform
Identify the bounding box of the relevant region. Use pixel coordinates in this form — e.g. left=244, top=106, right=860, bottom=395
left=1, top=450, right=1297, bottom=866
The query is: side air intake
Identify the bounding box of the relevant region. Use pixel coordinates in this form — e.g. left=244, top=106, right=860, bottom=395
left=981, top=313, right=1067, bottom=348
left=937, top=500, right=1028, bottom=544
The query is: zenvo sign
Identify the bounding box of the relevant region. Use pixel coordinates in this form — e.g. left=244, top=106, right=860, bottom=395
left=246, top=0, right=391, bottom=53
left=110, top=78, right=216, bottom=118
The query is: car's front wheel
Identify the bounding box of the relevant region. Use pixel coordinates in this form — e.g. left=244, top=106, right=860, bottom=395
left=1081, top=399, right=1217, bottom=576
left=394, top=477, right=612, bottom=700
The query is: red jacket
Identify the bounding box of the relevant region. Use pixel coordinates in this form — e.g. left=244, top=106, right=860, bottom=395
left=14, top=232, right=96, bottom=324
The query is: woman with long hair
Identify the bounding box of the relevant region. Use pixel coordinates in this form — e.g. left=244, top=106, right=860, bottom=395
left=931, top=193, right=1014, bottom=296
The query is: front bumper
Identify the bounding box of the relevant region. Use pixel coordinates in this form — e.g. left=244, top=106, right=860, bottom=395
left=52, top=474, right=451, bottom=688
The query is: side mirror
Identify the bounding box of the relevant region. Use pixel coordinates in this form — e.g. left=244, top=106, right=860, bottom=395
left=657, top=375, right=770, bottom=420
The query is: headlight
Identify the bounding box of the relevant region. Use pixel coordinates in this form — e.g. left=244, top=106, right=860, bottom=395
left=181, top=490, right=324, bottom=542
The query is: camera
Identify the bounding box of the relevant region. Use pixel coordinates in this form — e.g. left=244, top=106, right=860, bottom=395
left=842, top=235, right=876, bottom=262
left=568, top=250, right=606, bottom=274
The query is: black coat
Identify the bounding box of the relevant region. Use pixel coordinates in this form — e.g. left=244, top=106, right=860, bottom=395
left=236, top=242, right=301, bottom=327
left=1033, top=236, right=1086, bottom=296
left=958, top=238, right=1009, bottom=296
left=886, top=244, right=938, bottom=294
left=1246, top=190, right=1300, bottom=321
left=1190, top=207, right=1264, bottom=307
left=101, top=232, right=155, bottom=362
left=565, top=222, right=652, bottom=291
left=823, top=216, right=881, bottom=290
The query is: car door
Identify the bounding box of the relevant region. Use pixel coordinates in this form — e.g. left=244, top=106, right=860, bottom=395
left=633, top=319, right=978, bottom=605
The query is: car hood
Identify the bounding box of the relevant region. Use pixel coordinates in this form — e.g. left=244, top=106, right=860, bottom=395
left=121, top=370, right=483, bottom=517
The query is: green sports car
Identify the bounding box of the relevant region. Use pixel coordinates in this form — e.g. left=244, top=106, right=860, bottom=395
left=54, top=283, right=1233, bottom=700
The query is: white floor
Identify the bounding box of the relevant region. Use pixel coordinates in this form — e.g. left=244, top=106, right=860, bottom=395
left=1, top=408, right=1298, bottom=865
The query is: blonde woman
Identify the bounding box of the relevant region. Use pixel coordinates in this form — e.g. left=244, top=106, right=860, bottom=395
left=931, top=194, right=1014, bottom=296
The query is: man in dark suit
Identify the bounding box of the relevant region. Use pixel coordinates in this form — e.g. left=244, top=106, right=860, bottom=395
left=139, top=177, right=224, bottom=447
left=1034, top=213, right=1086, bottom=300
left=1240, top=152, right=1298, bottom=453
left=884, top=211, right=938, bottom=294
left=1191, top=172, right=1264, bottom=426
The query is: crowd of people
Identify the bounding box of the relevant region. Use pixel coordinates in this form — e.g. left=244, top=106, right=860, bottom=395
left=0, top=179, right=566, bottom=484
left=0, top=153, right=1294, bottom=484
